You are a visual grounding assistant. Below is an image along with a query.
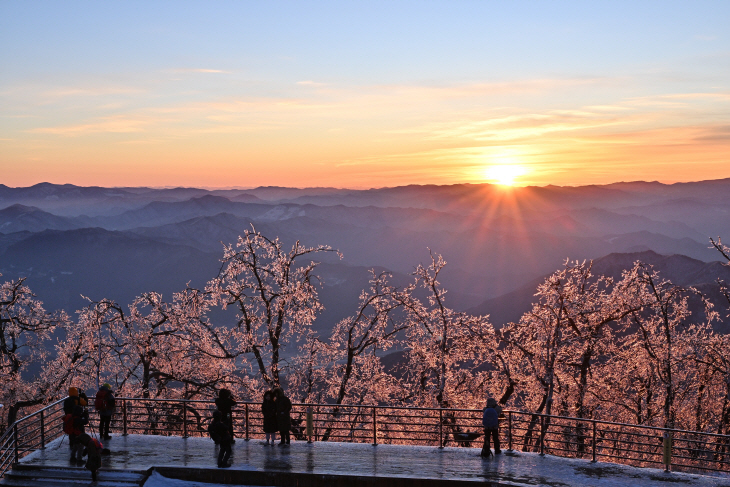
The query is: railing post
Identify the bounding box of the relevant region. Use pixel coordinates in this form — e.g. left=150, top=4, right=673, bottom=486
left=372, top=407, right=377, bottom=446
left=122, top=399, right=128, bottom=436
left=306, top=406, right=313, bottom=444
left=245, top=403, right=250, bottom=441
left=13, top=424, right=19, bottom=464
left=539, top=415, right=545, bottom=456
left=663, top=430, right=672, bottom=473
left=182, top=401, right=188, bottom=439
left=508, top=411, right=513, bottom=452
left=439, top=408, right=443, bottom=449
left=40, top=410, right=46, bottom=449
left=592, top=420, right=597, bottom=463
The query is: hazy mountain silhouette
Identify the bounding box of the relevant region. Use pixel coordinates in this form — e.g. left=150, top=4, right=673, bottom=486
left=93, top=196, right=273, bottom=229
left=0, top=228, right=220, bottom=312
left=0, top=226, right=415, bottom=333
left=231, top=193, right=265, bottom=203
left=467, top=250, right=730, bottom=332
left=0, top=204, right=82, bottom=233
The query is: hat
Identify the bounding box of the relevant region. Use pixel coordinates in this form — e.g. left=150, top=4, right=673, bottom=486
left=102, top=383, right=111, bottom=389
left=486, top=397, right=497, bottom=407
left=68, top=387, right=78, bottom=397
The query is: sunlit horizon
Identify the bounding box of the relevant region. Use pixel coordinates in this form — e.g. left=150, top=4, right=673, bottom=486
left=7, top=174, right=729, bottom=192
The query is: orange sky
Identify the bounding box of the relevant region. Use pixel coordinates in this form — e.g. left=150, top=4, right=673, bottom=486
left=2, top=2, right=729, bottom=189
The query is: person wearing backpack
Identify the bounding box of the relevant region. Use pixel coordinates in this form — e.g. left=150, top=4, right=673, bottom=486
left=481, top=397, right=502, bottom=458
left=63, top=387, right=88, bottom=415
left=95, top=383, right=116, bottom=439
left=208, top=410, right=232, bottom=467
left=63, top=404, right=88, bottom=464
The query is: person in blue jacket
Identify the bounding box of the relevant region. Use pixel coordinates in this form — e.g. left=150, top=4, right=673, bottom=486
left=482, top=397, right=502, bottom=457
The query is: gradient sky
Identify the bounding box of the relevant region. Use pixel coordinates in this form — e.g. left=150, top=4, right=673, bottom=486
left=1, top=1, right=729, bottom=188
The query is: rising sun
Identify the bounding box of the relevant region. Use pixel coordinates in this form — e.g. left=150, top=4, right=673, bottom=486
left=485, top=164, right=526, bottom=186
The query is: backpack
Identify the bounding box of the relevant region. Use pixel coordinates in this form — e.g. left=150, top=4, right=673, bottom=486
left=74, top=413, right=88, bottom=430
left=483, top=407, right=498, bottom=429
left=63, top=396, right=77, bottom=415
left=63, top=411, right=86, bottom=435
left=208, top=420, right=222, bottom=444
left=95, top=390, right=110, bottom=411
left=63, top=414, right=77, bottom=435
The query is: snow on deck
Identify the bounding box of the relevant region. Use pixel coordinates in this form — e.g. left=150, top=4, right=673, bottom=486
left=21, top=434, right=730, bottom=487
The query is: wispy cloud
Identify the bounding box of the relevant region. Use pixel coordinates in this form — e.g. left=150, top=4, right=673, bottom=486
left=28, top=116, right=153, bottom=135
left=171, top=68, right=231, bottom=74
left=395, top=110, right=635, bottom=143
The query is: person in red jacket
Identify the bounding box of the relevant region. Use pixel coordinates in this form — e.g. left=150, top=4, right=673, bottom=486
left=63, top=405, right=88, bottom=464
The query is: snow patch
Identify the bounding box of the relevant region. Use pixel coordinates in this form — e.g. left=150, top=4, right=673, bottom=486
left=144, top=470, right=255, bottom=487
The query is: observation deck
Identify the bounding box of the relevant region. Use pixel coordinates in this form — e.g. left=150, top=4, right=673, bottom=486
left=1, top=397, right=728, bottom=486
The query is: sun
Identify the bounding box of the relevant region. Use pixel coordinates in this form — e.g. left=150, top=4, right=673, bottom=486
left=485, top=164, right=526, bottom=186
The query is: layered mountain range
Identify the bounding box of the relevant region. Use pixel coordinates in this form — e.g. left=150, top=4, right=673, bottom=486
left=1, top=179, right=728, bottom=332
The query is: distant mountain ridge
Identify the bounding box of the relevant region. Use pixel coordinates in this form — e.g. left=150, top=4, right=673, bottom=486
left=467, top=250, right=730, bottom=333
left=3, top=177, right=730, bottom=212
left=0, top=204, right=82, bottom=233
left=1, top=179, right=729, bottom=334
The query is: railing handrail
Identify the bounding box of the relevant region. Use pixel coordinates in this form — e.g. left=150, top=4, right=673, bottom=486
left=0, top=397, right=67, bottom=478
left=115, top=397, right=730, bottom=440
left=0, top=398, right=65, bottom=444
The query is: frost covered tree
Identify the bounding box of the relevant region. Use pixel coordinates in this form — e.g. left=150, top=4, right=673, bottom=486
left=325, top=271, right=412, bottom=407
left=402, top=253, right=495, bottom=409
left=309, top=272, right=413, bottom=440
left=207, top=229, right=337, bottom=390
left=516, top=261, right=641, bottom=451
left=622, top=263, right=696, bottom=429
left=0, top=275, right=67, bottom=426
left=7, top=228, right=730, bottom=449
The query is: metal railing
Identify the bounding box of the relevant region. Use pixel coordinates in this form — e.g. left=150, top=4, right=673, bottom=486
left=2, top=397, right=729, bottom=478
left=111, top=398, right=729, bottom=474
left=0, top=398, right=66, bottom=477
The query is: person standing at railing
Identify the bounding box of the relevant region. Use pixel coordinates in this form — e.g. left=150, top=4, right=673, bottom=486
left=63, top=405, right=88, bottom=464
left=262, top=390, right=278, bottom=445
left=62, top=387, right=89, bottom=458
left=208, top=410, right=232, bottom=468
left=94, top=383, right=116, bottom=440
left=481, top=397, right=502, bottom=458
left=274, top=387, right=292, bottom=445
left=215, top=389, right=237, bottom=443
